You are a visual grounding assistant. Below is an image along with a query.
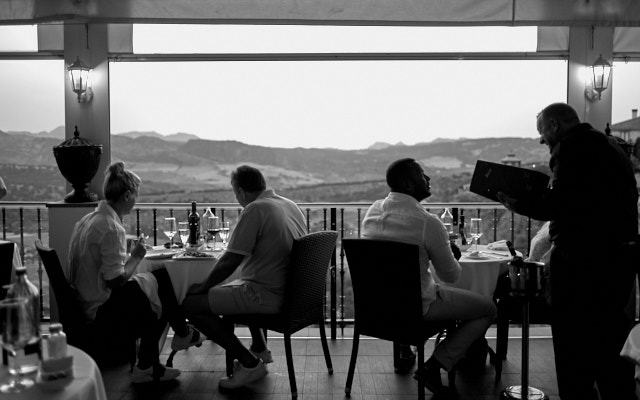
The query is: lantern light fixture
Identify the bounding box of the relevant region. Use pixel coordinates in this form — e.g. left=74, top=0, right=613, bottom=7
left=589, top=54, right=612, bottom=101
left=67, top=57, right=93, bottom=103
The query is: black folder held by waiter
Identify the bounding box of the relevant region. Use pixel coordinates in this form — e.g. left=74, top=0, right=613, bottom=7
left=469, top=160, right=550, bottom=203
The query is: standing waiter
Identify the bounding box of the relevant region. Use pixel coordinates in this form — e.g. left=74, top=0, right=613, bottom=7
left=497, top=103, right=639, bottom=400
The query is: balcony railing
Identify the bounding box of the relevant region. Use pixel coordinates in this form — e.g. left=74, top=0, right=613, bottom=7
left=1, top=200, right=545, bottom=339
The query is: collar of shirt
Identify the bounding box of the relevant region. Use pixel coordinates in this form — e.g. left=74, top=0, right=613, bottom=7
left=96, top=200, right=120, bottom=221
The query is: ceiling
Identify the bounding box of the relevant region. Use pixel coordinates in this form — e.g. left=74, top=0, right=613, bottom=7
left=1, top=0, right=640, bottom=26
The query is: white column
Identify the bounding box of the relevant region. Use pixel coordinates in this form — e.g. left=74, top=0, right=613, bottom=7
left=64, top=23, right=111, bottom=200
left=567, top=26, right=614, bottom=132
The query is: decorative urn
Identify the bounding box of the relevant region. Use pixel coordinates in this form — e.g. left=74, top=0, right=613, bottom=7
left=53, top=126, right=103, bottom=203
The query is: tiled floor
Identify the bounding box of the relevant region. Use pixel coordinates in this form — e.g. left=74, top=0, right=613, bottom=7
left=102, top=326, right=560, bottom=400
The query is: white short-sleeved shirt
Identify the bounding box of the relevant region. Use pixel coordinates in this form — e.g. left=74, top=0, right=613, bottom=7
left=68, top=200, right=128, bottom=321
left=362, top=192, right=461, bottom=315
left=222, top=189, right=307, bottom=310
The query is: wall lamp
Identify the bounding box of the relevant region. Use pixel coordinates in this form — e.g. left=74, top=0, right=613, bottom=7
left=585, top=54, right=612, bottom=101
left=67, top=57, right=93, bottom=103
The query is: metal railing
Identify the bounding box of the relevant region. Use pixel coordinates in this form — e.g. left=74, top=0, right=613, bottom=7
left=1, top=200, right=544, bottom=338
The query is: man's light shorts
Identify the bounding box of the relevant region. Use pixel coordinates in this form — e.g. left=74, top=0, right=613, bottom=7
left=208, top=280, right=280, bottom=314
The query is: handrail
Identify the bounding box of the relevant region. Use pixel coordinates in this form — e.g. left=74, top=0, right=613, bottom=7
left=1, top=200, right=542, bottom=338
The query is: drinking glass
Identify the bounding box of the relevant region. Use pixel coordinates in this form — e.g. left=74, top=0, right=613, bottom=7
left=207, top=216, right=220, bottom=250
left=0, top=298, right=37, bottom=393
left=163, top=217, right=177, bottom=248
left=469, top=218, right=483, bottom=252
left=218, top=221, right=230, bottom=249
left=178, top=221, right=189, bottom=247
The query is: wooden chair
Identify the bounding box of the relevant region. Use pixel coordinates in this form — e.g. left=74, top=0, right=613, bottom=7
left=224, top=230, right=337, bottom=400
left=224, top=231, right=338, bottom=399
left=342, top=238, right=453, bottom=400
left=35, top=239, right=136, bottom=366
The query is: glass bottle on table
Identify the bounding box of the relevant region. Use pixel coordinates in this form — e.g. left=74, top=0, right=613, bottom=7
left=440, top=208, right=454, bottom=235
left=201, top=208, right=215, bottom=249
left=207, top=215, right=220, bottom=250
left=0, top=298, right=38, bottom=393
left=188, top=202, right=200, bottom=247
left=6, top=267, right=41, bottom=376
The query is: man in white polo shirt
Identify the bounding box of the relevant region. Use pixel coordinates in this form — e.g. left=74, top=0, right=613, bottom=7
left=183, top=165, right=306, bottom=389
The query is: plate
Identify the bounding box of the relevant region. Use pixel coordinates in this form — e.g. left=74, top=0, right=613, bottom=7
left=464, top=253, right=491, bottom=260
left=145, top=249, right=179, bottom=260
left=173, top=252, right=216, bottom=260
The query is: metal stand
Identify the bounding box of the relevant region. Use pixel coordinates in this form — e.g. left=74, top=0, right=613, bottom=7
left=500, top=294, right=548, bottom=400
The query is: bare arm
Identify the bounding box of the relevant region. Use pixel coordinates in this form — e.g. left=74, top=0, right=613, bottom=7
left=186, top=252, right=245, bottom=295
left=105, top=236, right=147, bottom=290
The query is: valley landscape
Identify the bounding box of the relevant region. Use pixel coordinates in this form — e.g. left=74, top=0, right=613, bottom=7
left=0, top=126, right=551, bottom=204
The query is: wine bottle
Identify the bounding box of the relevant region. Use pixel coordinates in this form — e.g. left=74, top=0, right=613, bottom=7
left=188, top=201, right=200, bottom=246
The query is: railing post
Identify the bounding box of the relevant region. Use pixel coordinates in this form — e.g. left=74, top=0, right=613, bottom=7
left=330, top=207, right=337, bottom=340
left=37, top=208, right=43, bottom=321
left=339, top=208, right=345, bottom=335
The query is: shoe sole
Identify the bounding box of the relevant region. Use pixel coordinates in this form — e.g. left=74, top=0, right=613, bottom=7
left=218, top=368, right=268, bottom=389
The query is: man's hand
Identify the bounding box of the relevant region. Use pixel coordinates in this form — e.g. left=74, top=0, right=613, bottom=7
left=450, top=241, right=462, bottom=260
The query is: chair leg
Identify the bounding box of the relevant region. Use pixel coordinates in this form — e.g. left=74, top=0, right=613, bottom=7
left=166, top=350, right=177, bottom=368
left=318, top=319, right=333, bottom=374
left=284, top=334, right=298, bottom=400
left=416, top=341, right=425, bottom=400
left=345, top=328, right=360, bottom=396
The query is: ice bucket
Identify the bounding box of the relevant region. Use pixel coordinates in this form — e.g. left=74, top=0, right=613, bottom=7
left=508, top=260, right=545, bottom=297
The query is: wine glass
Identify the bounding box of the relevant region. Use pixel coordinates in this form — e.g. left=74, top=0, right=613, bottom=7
left=469, top=218, right=483, bottom=252
left=0, top=298, right=37, bottom=393
left=207, top=216, right=220, bottom=250
left=163, top=217, right=177, bottom=249
left=218, top=221, right=230, bottom=250
left=178, top=221, right=189, bottom=248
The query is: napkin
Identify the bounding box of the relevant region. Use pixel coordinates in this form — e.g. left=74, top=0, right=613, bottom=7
left=486, top=240, right=509, bottom=251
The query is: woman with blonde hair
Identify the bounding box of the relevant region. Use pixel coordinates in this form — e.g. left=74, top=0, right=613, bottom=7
left=68, top=161, right=204, bottom=383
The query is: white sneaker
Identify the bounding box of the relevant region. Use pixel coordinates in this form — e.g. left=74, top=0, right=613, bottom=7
left=250, top=348, right=273, bottom=364
left=132, top=364, right=181, bottom=383
left=219, top=359, right=268, bottom=389
left=171, top=324, right=206, bottom=351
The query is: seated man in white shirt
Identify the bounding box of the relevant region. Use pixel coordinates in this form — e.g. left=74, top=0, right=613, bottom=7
left=183, top=165, right=307, bottom=390
left=362, top=158, right=497, bottom=396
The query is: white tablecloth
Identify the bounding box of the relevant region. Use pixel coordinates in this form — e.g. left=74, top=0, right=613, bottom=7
left=137, top=253, right=218, bottom=303
left=438, top=245, right=512, bottom=297
left=0, top=345, right=107, bottom=400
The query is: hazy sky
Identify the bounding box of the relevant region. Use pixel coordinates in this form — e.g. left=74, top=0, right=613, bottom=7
left=1, top=25, right=639, bottom=150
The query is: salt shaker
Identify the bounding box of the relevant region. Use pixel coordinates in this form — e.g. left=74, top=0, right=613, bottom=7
left=44, top=323, right=67, bottom=360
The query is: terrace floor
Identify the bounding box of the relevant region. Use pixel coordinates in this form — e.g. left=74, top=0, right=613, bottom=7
left=101, top=326, right=563, bottom=400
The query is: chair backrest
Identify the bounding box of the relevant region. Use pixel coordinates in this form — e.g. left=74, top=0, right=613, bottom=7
left=283, top=231, right=338, bottom=332
left=342, top=238, right=426, bottom=344
left=0, top=240, right=15, bottom=299
left=34, top=239, right=87, bottom=344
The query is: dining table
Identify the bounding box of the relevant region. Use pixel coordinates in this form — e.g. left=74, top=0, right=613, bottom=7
left=0, top=345, right=107, bottom=400
left=136, top=246, right=222, bottom=303
left=437, top=244, right=515, bottom=298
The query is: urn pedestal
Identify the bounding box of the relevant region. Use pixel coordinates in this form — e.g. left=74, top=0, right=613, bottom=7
left=53, top=126, right=103, bottom=203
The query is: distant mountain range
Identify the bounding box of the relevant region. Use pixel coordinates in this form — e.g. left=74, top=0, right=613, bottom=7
left=0, top=126, right=550, bottom=203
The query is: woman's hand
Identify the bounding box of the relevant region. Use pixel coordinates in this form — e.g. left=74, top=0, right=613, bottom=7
left=130, top=235, right=147, bottom=259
